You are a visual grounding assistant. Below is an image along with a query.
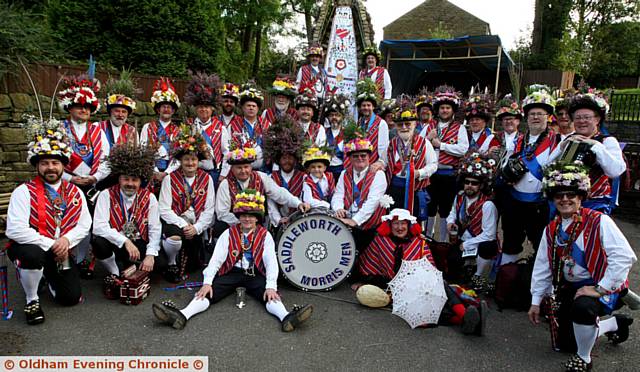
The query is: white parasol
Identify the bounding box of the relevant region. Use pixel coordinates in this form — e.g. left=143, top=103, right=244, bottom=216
left=387, top=257, right=447, bottom=329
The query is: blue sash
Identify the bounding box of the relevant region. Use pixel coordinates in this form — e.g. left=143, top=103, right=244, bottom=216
left=64, top=120, right=94, bottom=167
left=315, top=181, right=325, bottom=200
left=279, top=171, right=289, bottom=191
left=360, top=115, right=376, bottom=132
left=583, top=197, right=613, bottom=215
left=44, top=184, right=67, bottom=213
left=326, top=129, right=344, bottom=161
left=352, top=178, right=362, bottom=207
left=520, top=142, right=544, bottom=181
left=157, top=124, right=171, bottom=153
left=243, top=235, right=254, bottom=264
left=510, top=188, right=544, bottom=203
left=243, top=119, right=262, bottom=146
left=105, top=123, right=116, bottom=148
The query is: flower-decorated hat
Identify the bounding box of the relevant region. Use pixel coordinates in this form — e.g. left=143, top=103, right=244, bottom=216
left=323, top=93, right=351, bottom=116
left=542, top=161, right=591, bottom=199
left=552, top=88, right=576, bottom=113
left=23, top=115, right=72, bottom=166
left=379, top=98, right=399, bottom=118
left=220, top=83, right=240, bottom=102
left=465, top=93, right=494, bottom=121
left=345, top=138, right=373, bottom=155
left=433, top=85, right=462, bottom=112
left=268, top=75, right=297, bottom=99
left=457, top=151, right=497, bottom=184
left=239, top=81, right=264, bottom=108
left=107, top=142, right=157, bottom=181
left=496, top=94, right=523, bottom=119
left=263, top=115, right=305, bottom=163
left=171, top=124, right=210, bottom=160
left=307, top=42, right=324, bottom=58
left=568, top=88, right=610, bottom=123
left=303, top=146, right=332, bottom=168
left=377, top=208, right=422, bottom=237
left=184, top=72, right=222, bottom=107
left=356, top=77, right=381, bottom=107
left=522, top=84, right=555, bottom=115
left=361, top=45, right=383, bottom=64
left=415, top=87, right=434, bottom=111
left=394, top=94, right=418, bottom=122
left=104, top=70, right=138, bottom=114
left=57, top=74, right=101, bottom=114
left=151, top=77, right=181, bottom=112
left=295, top=81, right=318, bottom=110
left=226, top=144, right=258, bottom=165
left=233, top=189, right=266, bottom=218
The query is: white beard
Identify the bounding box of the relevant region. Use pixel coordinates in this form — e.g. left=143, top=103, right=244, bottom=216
left=275, top=102, right=289, bottom=111
left=398, top=131, right=412, bottom=142
left=111, top=117, right=126, bottom=127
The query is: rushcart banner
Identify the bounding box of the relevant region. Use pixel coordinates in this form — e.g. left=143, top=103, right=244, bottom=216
left=325, top=6, right=358, bottom=113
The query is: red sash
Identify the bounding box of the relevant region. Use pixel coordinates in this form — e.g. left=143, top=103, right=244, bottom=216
left=455, top=193, right=489, bottom=237
left=108, top=185, right=151, bottom=242
left=426, top=121, right=462, bottom=167
left=304, top=173, right=335, bottom=202
left=386, top=135, right=430, bottom=190
left=343, top=168, right=385, bottom=230
left=230, top=117, right=271, bottom=147
left=514, top=131, right=558, bottom=157
left=65, top=121, right=103, bottom=176
left=169, top=169, right=210, bottom=220
left=359, top=67, right=386, bottom=98
left=588, top=135, right=612, bottom=199
left=344, top=115, right=383, bottom=168
left=27, top=178, right=82, bottom=239
left=263, top=107, right=298, bottom=124
left=146, top=120, right=178, bottom=144
left=357, top=235, right=433, bottom=279
left=300, top=65, right=326, bottom=87
left=304, top=122, right=322, bottom=144
left=200, top=118, right=225, bottom=165
left=99, top=121, right=136, bottom=147
left=217, top=225, right=268, bottom=277
left=227, top=171, right=265, bottom=212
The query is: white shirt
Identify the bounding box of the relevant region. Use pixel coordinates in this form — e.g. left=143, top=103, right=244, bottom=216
left=267, top=169, right=298, bottom=227
left=92, top=188, right=161, bottom=256
left=158, top=172, right=216, bottom=235
left=328, top=128, right=345, bottom=166
left=103, top=121, right=140, bottom=151
left=216, top=172, right=301, bottom=226
left=360, top=115, right=390, bottom=166
left=470, top=130, right=496, bottom=154
left=363, top=67, right=393, bottom=99
left=140, top=119, right=181, bottom=174
left=390, top=137, right=438, bottom=180
left=193, top=118, right=231, bottom=172
left=420, top=121, right=469, bottom=169
left=503, top=131, right=518, bottom=153
left=331, top=167, right=387, bottom=226
left=300, top=121, right=327, bottom=147
left=530, top=214, right=637, bottom=306
left=445, top=194, right=498, bottom=257
left=62, top=120, right=110, bottom=182
left=6, top=181, right=91, bottom=251
left=513, top=133, right=561, bottom=197
left=202, top=228, right=279, bottom=290
left=302, top=174, right=331, bottom=209
left=590, top=136, right=626, bottom=180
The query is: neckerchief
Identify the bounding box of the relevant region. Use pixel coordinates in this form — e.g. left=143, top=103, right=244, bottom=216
left=64, top=120, right=94, bottom=166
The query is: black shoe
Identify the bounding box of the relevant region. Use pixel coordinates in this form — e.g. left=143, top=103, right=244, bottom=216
left=606, top=314, right=634, bottom=345
left=281, top=304, right=313, bottom=332
left=461, top=305, right=480, bottom=335
left=474, top=300, right=488, bottom=336
left=78, top=259, right=94, bottom=280
left=163, top=265, right=181, bottom=284
left=152, top=300, right=187, bottom=330
left=470, top=275, right=486, bottom=293
left=565, top=354, right=592, bottom=371
left=24, top=300, right=45, bottom=325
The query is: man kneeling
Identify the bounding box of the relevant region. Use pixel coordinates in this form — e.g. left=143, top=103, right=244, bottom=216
left=152, top=190, right=313, bottom=332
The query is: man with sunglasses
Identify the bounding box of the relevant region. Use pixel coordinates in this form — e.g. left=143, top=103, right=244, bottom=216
left=500, top=86, right=561, bottom=267
left=564, top=93, right=626, bottom=214
left=446, top=153, right=499, bottom=290
left=529, top=162, right=635, bottom=372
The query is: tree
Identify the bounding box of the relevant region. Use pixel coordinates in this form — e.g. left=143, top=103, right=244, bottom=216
left=587, top=22, right=640, bottom=87
left=528, top=0, right=573, bottom=69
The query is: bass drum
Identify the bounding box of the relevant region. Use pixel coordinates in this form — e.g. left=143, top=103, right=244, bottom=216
left=276, top=208, right=356, bottom=291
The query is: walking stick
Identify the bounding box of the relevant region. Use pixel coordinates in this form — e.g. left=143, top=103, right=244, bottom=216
left=1, top=250, right=13, bottom=320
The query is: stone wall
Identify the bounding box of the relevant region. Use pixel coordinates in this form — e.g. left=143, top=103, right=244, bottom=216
left=0, top=93, right=189, bottom=193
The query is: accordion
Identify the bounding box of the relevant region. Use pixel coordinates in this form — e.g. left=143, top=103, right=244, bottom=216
left=500, top=154, right=528, bottom=184
left=559, top=140, right=596, bottom=166
left=119, top=265, right=151, bottom=305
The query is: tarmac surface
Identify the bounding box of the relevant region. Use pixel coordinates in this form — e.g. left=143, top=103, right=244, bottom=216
left=1, top=217, right=639, bottom=372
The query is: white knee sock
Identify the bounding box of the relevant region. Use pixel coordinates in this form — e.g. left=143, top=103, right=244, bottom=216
left=163, top=238, right=182, bottom=265
left=426, top=217, right=436, bottom=237
left=500, top=253, right=519, bottom=266
left=266, top=300, right=289, bottom=321
left=100, top=253, right=119, bottom=276
left=598, top=316, right=618, bottom=336
left=438, top=217, right=449, bottom=242
left=179, top=297, right=210, bottom=320
left=475, top=257, right=493, bottom=277
left=573, top=323, right=598, bottom=364
left=18, top=268, right=43, bottom=303
left=76, top=234, right=91, bottom=262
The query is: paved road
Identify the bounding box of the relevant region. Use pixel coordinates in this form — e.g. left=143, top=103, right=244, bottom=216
left=1, top=218, right=638, bottom=371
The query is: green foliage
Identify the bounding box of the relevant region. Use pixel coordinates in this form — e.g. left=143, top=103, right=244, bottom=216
left=586, top=22, right=640, bottom=87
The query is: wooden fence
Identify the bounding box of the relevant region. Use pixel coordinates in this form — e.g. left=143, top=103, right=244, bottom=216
left=521, top=70, right=574, bottom=90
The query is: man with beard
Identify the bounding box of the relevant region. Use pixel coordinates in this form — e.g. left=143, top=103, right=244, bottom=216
left=323, top=93, right=350, bottom=182
left=358, top=46, right=392, bottom=100
left=564, top=92, right=626, bottom=214
left=529, top=162, right=635, bottom=372
left=92, top=143, right=161, bottom=292
left=423, top=85, right=468, bottom=242
left=219, top=83, right=242, bottom=129
left=333, top=136, right=389, bottom=251
left=296, top=42, right=328, bottom=101
left=500, top=85, right=560, bottom=267
left=229, top=82, right=271, bottom=171
left=184, top=72, right=230, bottom=187
left=263, top=116, right=307, bottom=228
left=6, top=119, right=91, bottom=324
left=295, top=83, right=326, bottom=147
left=446, top=153, right=499, bottom=290
left=346, top=78, right=389, bottom=172
left=152, top=190, right=313, bottom=332
left=213, top=146, right=310, bottom=237
left=465, top=94, right=500, bottom=154
left=140, top=77, right=181, bottom=182
left=385, top=100, right=437, bottom=219
left=158, top=127, right=215, bottom=283
left=263, top=76, right=298, bottom=123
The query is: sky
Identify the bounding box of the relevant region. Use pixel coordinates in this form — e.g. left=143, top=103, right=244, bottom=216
left=365, top=0, right=536, bottom=50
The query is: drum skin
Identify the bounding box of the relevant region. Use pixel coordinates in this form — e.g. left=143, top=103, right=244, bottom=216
left=277, top=211, right=356, bottom=291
